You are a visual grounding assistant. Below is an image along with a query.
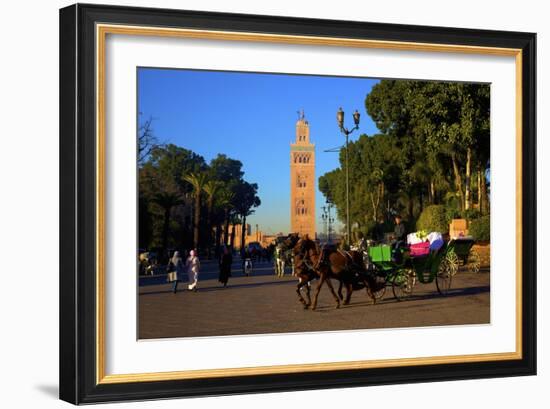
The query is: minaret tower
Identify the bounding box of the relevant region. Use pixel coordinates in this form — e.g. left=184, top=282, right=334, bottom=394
left=290, top=110, right=316, bottom=239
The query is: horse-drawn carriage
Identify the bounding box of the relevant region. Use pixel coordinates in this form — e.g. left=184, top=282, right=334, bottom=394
left=363, top=242, right=453, bottom=302
left=445, top=238, right=481, bottom=275
left=284, top=233, right=458, bottom=310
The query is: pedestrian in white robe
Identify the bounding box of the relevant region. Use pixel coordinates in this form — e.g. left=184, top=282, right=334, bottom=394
left=186, top=249, right=200, bottom=291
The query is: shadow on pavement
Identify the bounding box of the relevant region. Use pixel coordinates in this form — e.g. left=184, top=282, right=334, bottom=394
left=140, top=278, right=296, bottom=296
left=308, top=284, right=490, bottom=311
left=197, top=280, right=296, bottom=292
left=408, top=285, right=490, bottom=301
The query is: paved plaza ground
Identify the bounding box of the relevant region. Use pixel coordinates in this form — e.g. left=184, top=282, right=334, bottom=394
left=138, top=258, right=490, bottom=339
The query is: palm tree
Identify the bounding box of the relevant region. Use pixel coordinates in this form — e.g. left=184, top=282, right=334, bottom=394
left=184, top=172, right=209, bottom=250
left=203, top=180, right=223, bottom=258
left=217, top=190, right=235, bottom=247
left=152, top=191, right=183, bottom=257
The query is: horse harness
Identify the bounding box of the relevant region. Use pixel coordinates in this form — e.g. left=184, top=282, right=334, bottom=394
left=297, top=244, right=364, bottom=276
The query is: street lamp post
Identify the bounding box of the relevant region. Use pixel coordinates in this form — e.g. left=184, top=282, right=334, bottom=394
left=321, top=206, right=328, bottom=241
left=321, top=203, right=334, bottom=244
left=336, top=107, right=360, bottom=247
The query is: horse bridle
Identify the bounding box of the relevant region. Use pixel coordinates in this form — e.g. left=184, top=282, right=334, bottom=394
left=294, top=241, right=324, bottom=272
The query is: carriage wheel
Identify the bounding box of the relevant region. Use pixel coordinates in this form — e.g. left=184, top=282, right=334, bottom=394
left=367, top=278, right=387, bottom=301
left=392, top=269, right=415, bottom=301
left=446, top=250, right=459, bottom=276
left=468, top=249, right=481, bottom=274
left=436, top=260, right=453, bottom=295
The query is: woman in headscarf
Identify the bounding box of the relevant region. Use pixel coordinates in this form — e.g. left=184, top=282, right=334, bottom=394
left=168, top=251, right=184, bottom=294
left=218, top=245, right=233, bottom=287
left=186, top=249, right=200, bottom=292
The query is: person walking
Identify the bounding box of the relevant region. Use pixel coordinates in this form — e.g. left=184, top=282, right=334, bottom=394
left=218, top=245, right=233, bottom=287
left=186, top=249, right=200, bottom=292
left=168, top=251, right=184, bottom=294
left=242, top=248, right=253, bottom=276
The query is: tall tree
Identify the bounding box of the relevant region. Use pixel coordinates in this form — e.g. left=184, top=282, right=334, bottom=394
left=184, top=172, right=209, bottom=250
left=152, top=191, right=183, bottom=257
left=203, top=180, right=224, bottom=257
left=209, top=154, right=244, bottom=183
left=218, top=190, right=235, bottom=247
left=407, top=82, right=490, bottom=212
left=139, top=145, right=206, bottom=250
left=211, top=189, right=233, bottom=254
left=366, top=79, right=490, bottom=214
left=138, top=142, right=262, bottom=254
left=468, top=84, right=491, bottom=213
left=149, top=144, right=207, bottom=192
left=233, top=181, right=261, bottom=253
left=319, top=79, right=490, bottom=238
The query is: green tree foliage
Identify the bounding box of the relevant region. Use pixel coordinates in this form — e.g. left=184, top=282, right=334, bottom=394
left=139, top=146, right=199, bottom=253
left=217, top=189, right=235, bottom=251
left=407, top=82, right=490, bottom=212
left=184, top=172, right=209, bottom=250
left=318, top=169, right=344, bottom=219
left=416, top=205, right=448, bottom=233
left=319, top=79, right=490, bottom=239
left=139, top=142, right=261, bottom=256
left=469, top=216, right=490, bottom=242
left=209, top=154, right=244, bottom=184
left=203, top=179, right=224, bottom=256
left=233, top=181, right=261, bottom=254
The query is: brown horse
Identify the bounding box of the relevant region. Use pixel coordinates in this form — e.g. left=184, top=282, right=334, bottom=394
left=280, top=234, right=315, bottom=308
left=291, top=236, right=370, bottom=310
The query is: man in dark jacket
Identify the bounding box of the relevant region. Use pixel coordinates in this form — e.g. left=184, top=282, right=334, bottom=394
left=392, top=215, right=407, bottom=263
left=393, top=215, right=406, bottom=243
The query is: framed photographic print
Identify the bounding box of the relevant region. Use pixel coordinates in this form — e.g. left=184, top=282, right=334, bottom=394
left=59, top=3, right=536, bottom=404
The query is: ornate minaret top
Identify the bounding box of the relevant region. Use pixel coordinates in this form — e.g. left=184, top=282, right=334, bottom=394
left=295, top=110, right=311, bottom=145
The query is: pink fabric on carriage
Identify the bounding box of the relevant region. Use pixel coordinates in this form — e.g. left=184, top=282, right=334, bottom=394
left=409, top=241, right=430, bottom=257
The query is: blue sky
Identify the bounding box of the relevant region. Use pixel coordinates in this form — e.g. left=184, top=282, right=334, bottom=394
left=138, top=68, right=380, bottom=235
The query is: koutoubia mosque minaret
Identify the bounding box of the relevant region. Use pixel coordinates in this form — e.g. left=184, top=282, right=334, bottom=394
left=290, top=110, right=316, bottom=239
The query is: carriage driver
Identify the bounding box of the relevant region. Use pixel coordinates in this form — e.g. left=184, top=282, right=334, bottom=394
left=393, top=215, right=407, bottom=245
left=391, top=215, right=407, bottom=262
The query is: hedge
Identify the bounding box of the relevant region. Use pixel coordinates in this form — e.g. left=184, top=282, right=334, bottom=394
left=416, top=205, right=448, bottom=233
left=469, top=215, right=490, bottom=242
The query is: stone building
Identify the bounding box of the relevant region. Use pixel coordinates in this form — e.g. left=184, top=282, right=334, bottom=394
left=290, top=112, right=316, bottom=239
left=228, top=223, right=269, bottom=250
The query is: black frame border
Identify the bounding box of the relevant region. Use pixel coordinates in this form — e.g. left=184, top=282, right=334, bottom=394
left=59, top=3, right=536, bottom=404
